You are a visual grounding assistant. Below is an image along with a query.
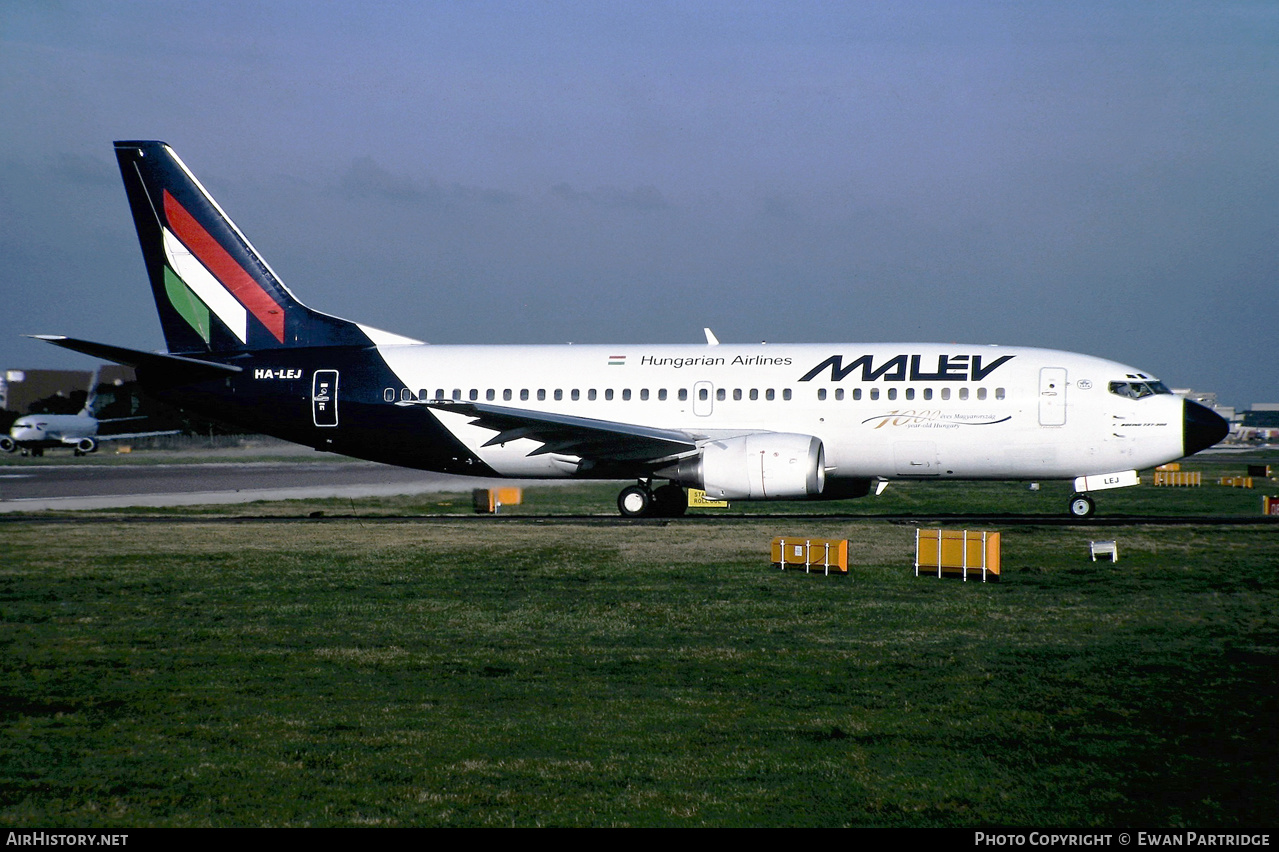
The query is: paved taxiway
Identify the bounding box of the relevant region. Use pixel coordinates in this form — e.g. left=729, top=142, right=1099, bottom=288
left=0, top=458, right=539, bottom=512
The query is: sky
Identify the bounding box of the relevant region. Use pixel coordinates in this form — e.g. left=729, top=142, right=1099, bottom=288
left=1, top=1, right=1276, bottom=407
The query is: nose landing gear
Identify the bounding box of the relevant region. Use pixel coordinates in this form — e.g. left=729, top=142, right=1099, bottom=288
left=1068, top=493, right=1096, bottom=518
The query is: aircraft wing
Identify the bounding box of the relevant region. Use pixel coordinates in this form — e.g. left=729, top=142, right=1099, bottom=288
left=421, top=401, right=698, bottom=462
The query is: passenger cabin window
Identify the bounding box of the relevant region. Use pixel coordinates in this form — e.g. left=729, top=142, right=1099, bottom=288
left=470, top=389, right=479, bottom=401
left=783, top=388, right=792, bottom=401
left=679, top=389, right=688, bottom=401
left=659, top=389, right=668, bottom=401
left=384, top=388, right=395, bottom=402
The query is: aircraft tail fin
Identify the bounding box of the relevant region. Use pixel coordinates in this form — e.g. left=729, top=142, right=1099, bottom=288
left=113, top=141, right=375, bottom=354
left=78, top=366, right=101, bottom=418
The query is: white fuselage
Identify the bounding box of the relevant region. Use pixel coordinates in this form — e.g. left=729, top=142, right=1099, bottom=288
left=372, top=342, right=1185, bottom=483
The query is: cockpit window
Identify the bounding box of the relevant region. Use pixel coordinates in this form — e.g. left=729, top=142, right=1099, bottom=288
left=1108, top=380, right=1171, bottom=400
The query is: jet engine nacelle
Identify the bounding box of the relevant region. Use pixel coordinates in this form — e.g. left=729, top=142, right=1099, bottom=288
left=663, top=433, right=826, bottom=500
left=75, top=437, right=98, bottom=454
left=0, top=436, right=15, bottom=453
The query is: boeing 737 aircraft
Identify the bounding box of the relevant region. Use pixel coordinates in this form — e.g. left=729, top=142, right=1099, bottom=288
left=33, top=141, right=1228, bottom=516
left=1, top=368, right=179, bottom=457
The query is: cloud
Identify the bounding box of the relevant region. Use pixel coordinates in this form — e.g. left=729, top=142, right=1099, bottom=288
left=50, top=152, right=115, bottom=186
left=337, top=156, right=436, bottom=203
left=336, top=157, right=521, bottom=208
left=550, top=183, right=670, bottom=211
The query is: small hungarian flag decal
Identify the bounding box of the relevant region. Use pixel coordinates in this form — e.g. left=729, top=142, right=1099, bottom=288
left=608, top=355, right=626, bottom=366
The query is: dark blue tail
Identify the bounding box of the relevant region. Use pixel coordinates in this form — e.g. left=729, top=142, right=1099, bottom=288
left=114, top=141, right=372, bottom=354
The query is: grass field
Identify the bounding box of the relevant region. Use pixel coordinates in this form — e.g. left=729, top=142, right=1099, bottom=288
left=1, top=475, right=1277, bottom=827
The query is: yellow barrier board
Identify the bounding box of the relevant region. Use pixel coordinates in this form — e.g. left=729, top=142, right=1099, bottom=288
left=770, top=537, right=848, bottom=574
left=495, top=487, right=523, bottom=506
left=1218, top=476, right=1254, bottom=488
left=472, top=488, right=523, bottom=513
left=1154, top=470, right=1201, bottom=487
left=915, top=529, right=1001, bottom=582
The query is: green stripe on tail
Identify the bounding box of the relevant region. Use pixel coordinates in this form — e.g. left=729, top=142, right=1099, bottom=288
left=164, top=266, right=211, bottom=343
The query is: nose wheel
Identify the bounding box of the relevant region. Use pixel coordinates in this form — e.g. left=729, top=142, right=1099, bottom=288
left=1068, top=493, right=1096, bottom=518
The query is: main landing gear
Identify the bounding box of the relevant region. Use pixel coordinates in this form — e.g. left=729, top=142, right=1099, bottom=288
left=617, top=480, right=688, bottom=518
left=1068, top=493, right=1096, bottom=519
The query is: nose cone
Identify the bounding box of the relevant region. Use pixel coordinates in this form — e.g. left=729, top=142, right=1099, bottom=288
left=1183, top=399, right=1229, bottom=457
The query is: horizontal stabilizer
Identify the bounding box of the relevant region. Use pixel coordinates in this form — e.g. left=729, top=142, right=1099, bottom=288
left=28, top=335, right=242, bottom=380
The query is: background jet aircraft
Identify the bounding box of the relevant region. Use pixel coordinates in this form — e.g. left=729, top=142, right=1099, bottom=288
left=0, top=368, right=179, bottom=457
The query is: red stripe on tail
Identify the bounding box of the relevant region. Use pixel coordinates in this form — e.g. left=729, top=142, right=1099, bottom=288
left=163, top=190, right=285, bottom=343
